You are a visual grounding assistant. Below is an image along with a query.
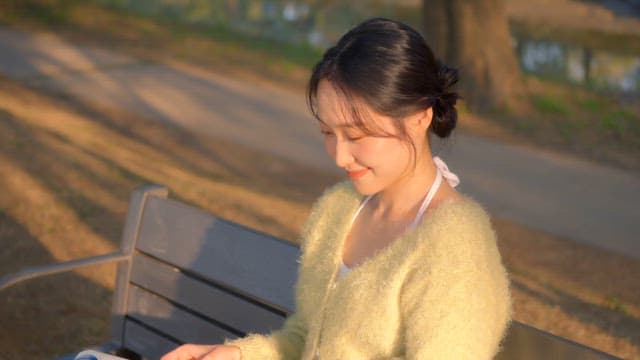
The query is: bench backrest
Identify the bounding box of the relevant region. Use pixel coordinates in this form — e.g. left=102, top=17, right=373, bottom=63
left=110, top=186, right=619, bottom=360
left=110, top=186, right=299, bottom=359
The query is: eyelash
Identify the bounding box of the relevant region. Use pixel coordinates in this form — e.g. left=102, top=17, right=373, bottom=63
left=319, top=129, right=364, bottom=142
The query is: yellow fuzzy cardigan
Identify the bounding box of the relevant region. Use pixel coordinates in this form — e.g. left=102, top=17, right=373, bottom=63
left=225, top=181, right=512, bottom=359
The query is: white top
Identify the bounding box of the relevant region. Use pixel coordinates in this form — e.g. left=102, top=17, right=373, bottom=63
left=337, top=156, right=459, bottom=279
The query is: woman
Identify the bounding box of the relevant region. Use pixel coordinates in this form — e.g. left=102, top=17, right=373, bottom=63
left=162, top=17, right=512, bottom=360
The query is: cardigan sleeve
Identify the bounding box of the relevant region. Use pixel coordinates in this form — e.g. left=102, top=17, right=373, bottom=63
left=397, top=204, right=512, bottom=360
left=223, top=312, right=307, bottom=360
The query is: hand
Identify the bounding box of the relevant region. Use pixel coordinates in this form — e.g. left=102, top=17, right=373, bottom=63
left=161, top=344, right=241, bottom=360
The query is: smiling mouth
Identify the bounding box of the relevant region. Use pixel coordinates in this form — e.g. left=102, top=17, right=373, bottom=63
left=347, top=168, right=369, bottom=180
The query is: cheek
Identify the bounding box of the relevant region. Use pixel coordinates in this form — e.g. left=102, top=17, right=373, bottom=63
left=356, top=138, right=408, bottom=168
left=323, top=136, right=336, bottom=157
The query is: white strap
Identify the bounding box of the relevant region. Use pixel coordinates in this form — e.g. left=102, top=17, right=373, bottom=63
left=343, top=157, right=458, bottom=270
left=350, top=157, right=459, bottom=231
left=351, top=194, right=373, bottom=224
left=433, top=156, right=460, bottom=187
left=410, top=157, right=459, bottom=229
left=434, top=156, right=460, bottom=188
left=409, top=169, right=442, bottom=229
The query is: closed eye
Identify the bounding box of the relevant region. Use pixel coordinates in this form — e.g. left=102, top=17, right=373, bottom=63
left=345, top=130, right=366, bottom=141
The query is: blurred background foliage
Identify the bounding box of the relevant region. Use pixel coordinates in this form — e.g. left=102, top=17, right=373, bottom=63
left=34, top=0, right=639, bottom=96
left=4, top=0, right=639, bottom=96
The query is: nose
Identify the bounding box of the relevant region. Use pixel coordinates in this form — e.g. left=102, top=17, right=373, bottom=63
left=333, top=138, right=354, bottom=168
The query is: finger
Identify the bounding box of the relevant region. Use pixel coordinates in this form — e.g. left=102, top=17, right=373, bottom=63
left=199, top=345, right=241, bottom=360
left=198, top=346, right=219, bottom=360
left=162, top=344, right=216, bottom=360
left=160, top=345, right=189, bottom=360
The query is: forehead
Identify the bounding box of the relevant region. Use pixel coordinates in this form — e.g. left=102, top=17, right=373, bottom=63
left=315, top=81, right=402, bottom=138
left=316, top=80, right=351, bottom=125
left=315, top=80, right=384, bottom=130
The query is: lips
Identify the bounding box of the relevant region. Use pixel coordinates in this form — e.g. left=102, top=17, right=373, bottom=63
left=347, top=168, right=369, bottom=180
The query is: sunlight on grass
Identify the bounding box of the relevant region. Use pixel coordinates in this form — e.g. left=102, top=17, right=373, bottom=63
left=0, top=82, right=312, bottom=241
left=0, top=152, right=117, bottom=288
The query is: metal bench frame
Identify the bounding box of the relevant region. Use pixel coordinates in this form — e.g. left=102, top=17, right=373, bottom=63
left=0, top=185, right=620, bottom=359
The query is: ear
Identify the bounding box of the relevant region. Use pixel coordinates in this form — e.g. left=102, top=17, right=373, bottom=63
left=406, top=107, right=433, bottom=133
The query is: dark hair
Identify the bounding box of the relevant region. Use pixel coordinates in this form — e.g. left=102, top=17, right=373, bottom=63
left=307, top=18, right=459, bottom=140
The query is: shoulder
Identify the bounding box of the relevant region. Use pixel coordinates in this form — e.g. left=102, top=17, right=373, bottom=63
left=401, top=197, right=510, bottom=309
left=427, top=195, right=492, bottom=230
left=412, top=196, right=498, bottom=264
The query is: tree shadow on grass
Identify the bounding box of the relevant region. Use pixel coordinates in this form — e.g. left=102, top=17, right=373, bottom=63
left=34, top=80, right=338, bottom=207
left=0, top=211, right=115, bottom=360
left=510, top=275, right=640, bottom=354
left=0, top=100, right=164, bottom=357
left=0, top=106, right=136, bottom=245
left=2, top=75, right=339, bottom=240
left=0, top=28, right=332, bottom=207
left=0, top=23, right=333, bottom=201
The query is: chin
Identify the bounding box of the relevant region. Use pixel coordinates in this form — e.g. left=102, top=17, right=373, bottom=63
left=350, top=179, right=380, bottom=196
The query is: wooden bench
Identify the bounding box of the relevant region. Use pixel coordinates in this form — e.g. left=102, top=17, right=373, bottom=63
left=0, top=185, right=620, bottom=360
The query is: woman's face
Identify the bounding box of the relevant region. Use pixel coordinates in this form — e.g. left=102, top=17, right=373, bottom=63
left=316, top=80, right=423, bottom=195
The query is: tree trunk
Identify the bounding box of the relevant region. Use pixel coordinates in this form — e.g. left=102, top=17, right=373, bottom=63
left=423, top=0, right=522, bottom=111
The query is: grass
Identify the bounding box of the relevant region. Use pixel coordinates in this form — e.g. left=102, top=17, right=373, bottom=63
left=487, top=76, right=640, bottom=171
left=604, top=295, right=632, bottom=315
left=580, top=98, right=607, bottom=113
left=531, top=94, right=572, bottom=116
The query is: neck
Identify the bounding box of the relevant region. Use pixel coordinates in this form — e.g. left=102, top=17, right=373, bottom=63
left=371, top=152, right=439, bottom=222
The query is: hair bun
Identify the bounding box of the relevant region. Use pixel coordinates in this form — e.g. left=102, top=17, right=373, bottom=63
left=438, top=64, right=459, bottom=93
left=431, top=63, right=460, bottom=138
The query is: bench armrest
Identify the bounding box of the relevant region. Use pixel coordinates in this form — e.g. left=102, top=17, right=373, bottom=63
left=54, top=342, right=122, bottom=360
left=0, top=252, right=130, bottom=291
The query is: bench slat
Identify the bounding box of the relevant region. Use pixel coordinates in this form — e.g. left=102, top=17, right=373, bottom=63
left=136, top=196, right=299, bottom=312
left=130, top=253, right=287, bottom=334
left=127, top=285, right=238, bottom=344
left=123, top=320, right=178, bottom=360
left=496, top=322, right=620, bottom=360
